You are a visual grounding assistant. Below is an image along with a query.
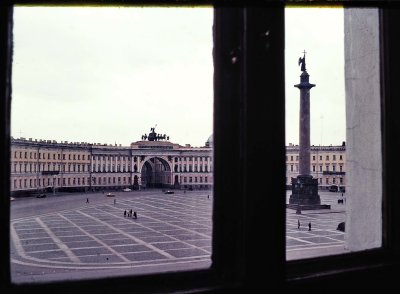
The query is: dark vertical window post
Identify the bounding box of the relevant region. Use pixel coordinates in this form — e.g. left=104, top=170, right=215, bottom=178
left=213, top=5, right=285, bottom=289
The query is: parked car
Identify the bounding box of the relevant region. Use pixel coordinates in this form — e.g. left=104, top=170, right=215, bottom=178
left=329, top=185, right=338, bottom=192
left=106, top=193, right=115, bottom=197
left=123, top=188, right=132, bottom=192
left=10, top=197, right=15, bottom=201
left=164, top=190, right=174, bottom=194
left=36, top=193, right=46, bottom=198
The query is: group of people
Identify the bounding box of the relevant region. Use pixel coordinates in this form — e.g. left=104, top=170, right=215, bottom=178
left=298, top=219, right=312, bottom=231
left=124, top=209, right=137, bottom=219
left=86, top=197, right=136, bottom=219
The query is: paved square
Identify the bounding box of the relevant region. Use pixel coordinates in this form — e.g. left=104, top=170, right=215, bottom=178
left=11, top=191, right=213, bottom=282
left=10, top=190, right=347, bottom=282
left=286, top=191, right=347, bottom=260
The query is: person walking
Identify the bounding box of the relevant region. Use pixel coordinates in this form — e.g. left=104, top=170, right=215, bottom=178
left=133, top=211, right=137, bottom=219
left=114, top=199, right=116, bottom=205
left=86, top=198, right=89, bottom=204
left=124, top=210, right=127, bottom=217
left=298, top=219, right=300, bottom=229
left=129, top=209, right=133, bottom=217
left=308, top=222, right=312, bottom=231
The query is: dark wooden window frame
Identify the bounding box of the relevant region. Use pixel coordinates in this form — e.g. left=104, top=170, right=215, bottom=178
left=2, top=1, right=400, bottom=293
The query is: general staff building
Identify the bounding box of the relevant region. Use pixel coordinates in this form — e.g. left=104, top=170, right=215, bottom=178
left=10, top=132, right=214, bottom=196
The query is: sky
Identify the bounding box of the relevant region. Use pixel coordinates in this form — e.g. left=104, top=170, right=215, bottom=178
left=285, top=7, right=345, bottom=146
left=11, top=7, right=345, bottom=148
left=11, top=7, right=214, bottom=147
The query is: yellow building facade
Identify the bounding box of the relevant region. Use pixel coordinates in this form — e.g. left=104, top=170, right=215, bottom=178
left=10, top=135, right=213, bottom=196
left=10, top=135, right=345, bottom=195
left=286, top=143, right=346, bottom=191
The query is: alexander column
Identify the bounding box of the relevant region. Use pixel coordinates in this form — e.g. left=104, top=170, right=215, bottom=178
left=288, top=51, right=330, bottom=211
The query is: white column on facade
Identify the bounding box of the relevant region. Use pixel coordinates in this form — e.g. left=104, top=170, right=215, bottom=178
left=137, top=156, right=141, bottom=186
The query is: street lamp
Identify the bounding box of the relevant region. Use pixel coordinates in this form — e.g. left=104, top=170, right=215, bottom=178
left=53, top=175, right=56, bottom=195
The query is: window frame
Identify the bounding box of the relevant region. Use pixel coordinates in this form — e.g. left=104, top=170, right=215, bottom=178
left=2, top=1, right=400, bottom=293
left=285, top=2, right=400, bottom=290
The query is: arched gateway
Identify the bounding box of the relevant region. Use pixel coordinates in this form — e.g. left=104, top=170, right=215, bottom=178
left=140, top=157, right=172, bottom=188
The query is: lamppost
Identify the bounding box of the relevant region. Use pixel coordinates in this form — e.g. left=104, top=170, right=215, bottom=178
left=53, top=175, right=56, bottom=195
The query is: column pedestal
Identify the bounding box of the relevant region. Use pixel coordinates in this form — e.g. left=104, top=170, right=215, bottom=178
left=287, top=175, right=330, bottom=210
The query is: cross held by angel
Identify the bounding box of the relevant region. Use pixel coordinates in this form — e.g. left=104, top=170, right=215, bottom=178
left=298, top=50, right=307, bottom=72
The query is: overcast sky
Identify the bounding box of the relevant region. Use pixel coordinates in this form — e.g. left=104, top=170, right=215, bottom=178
left=11, top=7, right=345, bottom=147
left=285, top=7, right=345, bottom=146
left=12, top=7, right=214, bottom=147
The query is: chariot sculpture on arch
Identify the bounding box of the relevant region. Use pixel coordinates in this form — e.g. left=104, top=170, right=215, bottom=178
left=142, top=125, right=170, bottom=142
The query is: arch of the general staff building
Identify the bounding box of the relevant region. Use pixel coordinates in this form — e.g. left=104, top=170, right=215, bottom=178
left=10, top=132, right=213, bottom=197
left=139, top=155, right=171, bottom=188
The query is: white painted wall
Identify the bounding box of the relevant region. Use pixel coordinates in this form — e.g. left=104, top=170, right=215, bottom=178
left=344, top=8, right=382, bottom=251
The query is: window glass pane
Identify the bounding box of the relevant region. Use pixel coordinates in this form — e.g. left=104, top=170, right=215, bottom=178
left=10, top=6, right=213, bottom=283
left=285, top=7, right=382, bottom=260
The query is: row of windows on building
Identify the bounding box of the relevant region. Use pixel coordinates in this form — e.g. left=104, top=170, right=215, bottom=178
left=174, top=157, right=211, bottom=162
left=286, top=154, right=344, bottom=162
left=13, top=151, right=88, bottom=161
left=13, top=163, right=91, bottom=173
left=13, top=151, right=213, bottom=164
left=182, top=176, right=209, bottom=183
left=13, top=176, right=127, bottom=189
left=91, top=156, right=212, bottom=162
left=12, top=175, right=209, bottom=189
left=92, top=155, right=137, bottom=162
left=286, top=177, right=344, bottom=185
left=175, top=164, right=210, bottom=172
left=12, top=162, right=212, bottom=173
left=287, top=164, right=344, bottom=172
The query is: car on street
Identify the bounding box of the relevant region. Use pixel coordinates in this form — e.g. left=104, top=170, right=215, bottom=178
left=36, top=193, right=46, bottom=198
left=164, top=190, right=174, bottom=194
left=329, top=185, right=338, bottom=192
left=106, top=193, right=115, bottom=197
left=123, top=188, right=132, bottom=192
left=10, top=197, right=15, bottom=201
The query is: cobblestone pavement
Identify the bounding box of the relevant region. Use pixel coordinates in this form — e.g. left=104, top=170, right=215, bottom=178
left=10, top=190, right=347, bottom=282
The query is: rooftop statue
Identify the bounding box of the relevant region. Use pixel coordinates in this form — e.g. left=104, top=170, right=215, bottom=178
left=142, top=126, right=170, bottom=142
